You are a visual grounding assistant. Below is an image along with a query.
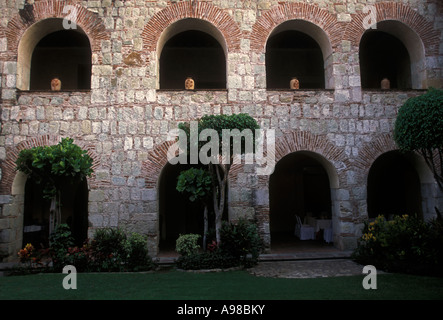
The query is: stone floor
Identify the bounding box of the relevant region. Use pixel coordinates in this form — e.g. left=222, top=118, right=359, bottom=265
left=156, top=239, right=366, bottom=279
left=247, top=259, right=367, bottom=279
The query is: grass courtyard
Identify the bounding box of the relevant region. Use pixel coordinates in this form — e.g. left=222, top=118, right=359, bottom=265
left=1, top=269, right=442, bottom=300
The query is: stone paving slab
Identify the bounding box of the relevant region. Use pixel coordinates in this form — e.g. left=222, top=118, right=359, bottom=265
left=248, top=259, right=372, bottom=279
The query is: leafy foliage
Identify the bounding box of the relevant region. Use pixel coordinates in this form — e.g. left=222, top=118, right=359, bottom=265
left=394, top=88, right=443, bottom=190
left=48, top=225, right=154, bottom=272
left=394, top=88, right=443, bottom=151
left=219, top=219, right=263, bottom=267
left=175, top=219, right=263, bottom=270
left=177, top=114, right=261, bottom=244
left=178, top=113, right=260, bottom=158
left=91, top=228, right=128, bottom=271
left=176, top=168, right=212, bottom=202
left=15, top=138, right=93, bottom=199
left=353, top=215, right=443, bottom=276
left=49, top=224, right=75, bottom=271
left=175, top=251, right=238, bottom=270
left=124, top=232, right=153, bottom=271
left=175, top=233, right=201, bottom=256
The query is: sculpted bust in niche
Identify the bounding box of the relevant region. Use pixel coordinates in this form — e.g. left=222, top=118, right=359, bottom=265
left=185, top=77, right=195, bottom=90
left=51, top=78, right=61, bottom=91
left=290, top=77, right=300, bottom=90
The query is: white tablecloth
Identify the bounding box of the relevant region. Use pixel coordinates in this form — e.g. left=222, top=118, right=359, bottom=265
left=305, top=217, right=332, bottom=232
left=24, top=225, right=43, bottom=233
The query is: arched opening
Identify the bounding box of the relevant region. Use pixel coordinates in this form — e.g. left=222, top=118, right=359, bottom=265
left=367, top=151, right=422, bottom=220
left=359, top=21, right=426, bottom=89
left=158, top=162, right=230, bottom=254
left=23, top=178, right=89, bottom=248
left=30, top=30, right=91, bottom=90
left=269, top=152, right=335, bottom=251
left=360, top=31, right=411, bottom=89
left=159, top=19, right=226, bottom=90
left=265, top=20, right=333, bottom=90
left=17, top=18, right=92, bottom=91
left=158, top=163, right=206, bottom=253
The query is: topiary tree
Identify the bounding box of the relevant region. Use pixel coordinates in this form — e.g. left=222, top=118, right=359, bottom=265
left=394, top=88, right=443, bottom=215
left=15, top=138, right=93, bottom=234
left=177, top=114, right=260, bottom=244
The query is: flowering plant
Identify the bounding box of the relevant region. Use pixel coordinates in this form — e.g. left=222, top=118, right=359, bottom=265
left=353, top=214, right=443, bottom=275
left=207, top=240, right=218, bottom=252
left=17, top=243, right=44, bottom=268
left=18, top=243, right=35, bottom=263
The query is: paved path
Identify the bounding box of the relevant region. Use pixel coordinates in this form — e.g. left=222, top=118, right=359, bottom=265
left=248, top=259, right=368, bottom=279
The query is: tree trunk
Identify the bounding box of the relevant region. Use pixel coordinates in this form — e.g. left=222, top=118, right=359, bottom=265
left=211, top=164, right=230, bottom=244
left=203, top=205, right=208, bottom=250
left=49, top=191, right=61, bottom=235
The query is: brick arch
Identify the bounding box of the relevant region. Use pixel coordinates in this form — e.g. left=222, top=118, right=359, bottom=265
left=229, top=131, right=351, bottom=189
left=142, top=141, right=176, bottom=188
left=343, top=2, right=440, bottom=56
left=354, top=133, right=398, bottom=179
left=143, top=140, right=254, bottom=189
left=354, top=133, right=433, bottom=183
left=0, top=135, right=102, bottom=195
left=272, top=131, right=351, bottom=188
left=5, top=0, right=109, bottom=53
left=141, top=1, right=241, bottom=53
left=250, top=2, right=341, bottom=53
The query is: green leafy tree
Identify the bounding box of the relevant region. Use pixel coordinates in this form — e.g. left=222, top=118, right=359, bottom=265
left=394, top=88, right=443, bottom=215
left=15, top=138, right=93, bottom=233
left=177, top=114, right=260, bottom=243
left=176, top=167, right=212, bottom=248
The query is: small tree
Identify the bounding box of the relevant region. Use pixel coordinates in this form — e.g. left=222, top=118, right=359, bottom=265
left=15, top=138, right=93, bottom=234
left=394, top=88, right=443, bottom=215
left=176, top=167, right=212, bottom=249
left=177, top=114, right=260, bottom=243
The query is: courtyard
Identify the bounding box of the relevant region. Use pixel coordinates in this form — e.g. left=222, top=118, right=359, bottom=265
left=1, top=264, right=442, bottom=301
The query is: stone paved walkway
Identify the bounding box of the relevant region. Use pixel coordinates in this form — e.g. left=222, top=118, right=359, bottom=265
left=248, top=259, right=368, bottom=279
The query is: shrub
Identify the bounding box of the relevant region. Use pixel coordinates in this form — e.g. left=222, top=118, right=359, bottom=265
left=175, top=251, right=238, bottom=270
left=175, top=220, right=263, bottom=270
left=394, top=88, right=443, bottom=190
left=219, top=219, right=263, bottom=267
left=353, top=215, right=443, bottom=276
left=124, top=232, right=153, bottom=271
left=49, top=226, right=153, bottom=272
left=49, top=224, right=75, bottom=271
left=176, top=234, right=201, bottom=256
left=90, top=228, right=128, bottom=271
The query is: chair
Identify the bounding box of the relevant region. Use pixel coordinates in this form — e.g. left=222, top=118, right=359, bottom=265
left=323, top=223, right=333, bottom=243
left=294, top=215, right=315, bottom=240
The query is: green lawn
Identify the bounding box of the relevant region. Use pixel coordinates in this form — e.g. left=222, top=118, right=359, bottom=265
left=1, top=269, right=442, bottom=300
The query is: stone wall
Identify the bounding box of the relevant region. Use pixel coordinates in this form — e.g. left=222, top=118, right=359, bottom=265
left=0, top=0, right=442, bottom=260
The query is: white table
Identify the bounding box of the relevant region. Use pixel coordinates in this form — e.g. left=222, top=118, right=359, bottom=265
left=24, top=225, right=43, bottom=233
left=305, top=217, right=332, bottom=232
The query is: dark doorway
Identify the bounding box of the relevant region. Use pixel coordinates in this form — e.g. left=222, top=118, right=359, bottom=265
left=269, top=152, right=332, bottom=246
left=23, top=178, right=89, bottom=248
left=266, top=30, right=325, bottom=89
left=367, top=151, right=422, bottom=219
left=30, top=30, right=91, bottom=90
left=158, top=163, right=206, bottom=253
left=359, top=30, right=412, bottom=89
left=158, top=163, right=230, bottom=254
left=160, top=30, right=226, bottom=89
